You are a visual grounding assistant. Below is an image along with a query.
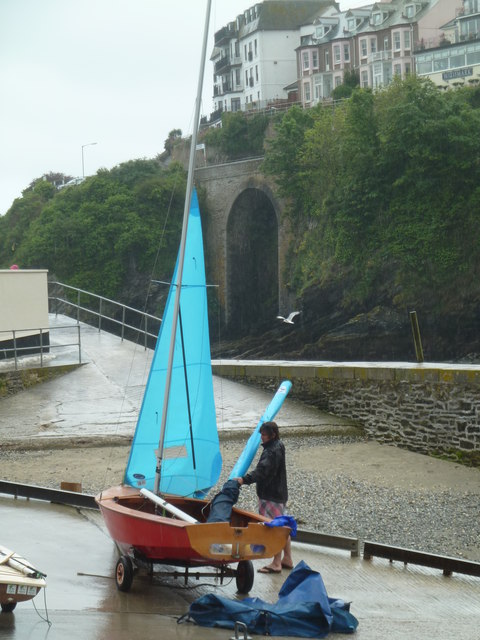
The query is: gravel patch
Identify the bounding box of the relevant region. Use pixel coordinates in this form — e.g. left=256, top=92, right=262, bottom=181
left=215, top=435, right=480, bottom=562
left=1, top=433, right=479, bottom=562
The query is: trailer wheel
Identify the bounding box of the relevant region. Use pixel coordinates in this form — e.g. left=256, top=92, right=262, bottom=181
left=115, top=555, right=134, bottom=592
left=1, top=602, right=17, bottom=613
left=236, top=559, right=254, bottom=594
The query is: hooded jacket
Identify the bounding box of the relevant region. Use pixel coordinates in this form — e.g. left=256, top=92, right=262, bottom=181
left=242, top=438, right=288, bottom=503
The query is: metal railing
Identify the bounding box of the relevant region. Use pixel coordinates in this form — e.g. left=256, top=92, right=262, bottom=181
left=48, top=281, right=162, bottom=350
left=0, top=324, right=81, bottom=371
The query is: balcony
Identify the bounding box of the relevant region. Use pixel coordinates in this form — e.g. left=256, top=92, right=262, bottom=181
left=214, top=55, right=242, bottom=75
left=214, top=24, right=237, bottom=46
left=215, top=57, right=231, bottom=74
left=368, top=50, right=392, bottom=63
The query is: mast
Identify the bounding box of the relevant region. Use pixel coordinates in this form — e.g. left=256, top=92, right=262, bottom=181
left=154, top=0, right=212, bottom=496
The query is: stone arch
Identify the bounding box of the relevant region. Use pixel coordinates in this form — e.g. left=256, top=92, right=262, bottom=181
left=225, top=187, right=278, bottom=337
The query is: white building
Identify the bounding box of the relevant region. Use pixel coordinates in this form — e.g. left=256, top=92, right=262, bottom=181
left=211, top=0, right=335, bottom=116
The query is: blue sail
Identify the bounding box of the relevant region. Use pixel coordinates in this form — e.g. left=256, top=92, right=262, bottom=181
left=124, top=189, right=222, bottom=497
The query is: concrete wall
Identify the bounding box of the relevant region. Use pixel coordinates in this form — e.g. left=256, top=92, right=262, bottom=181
left=0, top=269, right=49, bottom=340
left=212, top=360, right=480, bottom=455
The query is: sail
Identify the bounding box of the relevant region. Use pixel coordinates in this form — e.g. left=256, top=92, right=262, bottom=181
left=125, top=188, right=221, bottom=497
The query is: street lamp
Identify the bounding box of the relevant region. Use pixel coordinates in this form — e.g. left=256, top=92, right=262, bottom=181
left=81, top=142, right=97, bottom=178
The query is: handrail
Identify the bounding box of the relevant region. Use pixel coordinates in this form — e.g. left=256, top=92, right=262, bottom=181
left=0, top=325, right=81, bottom=371
left=48, top=281, right=161, bottom=349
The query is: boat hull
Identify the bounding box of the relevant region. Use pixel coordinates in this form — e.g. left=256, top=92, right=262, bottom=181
left=96, top=485, right=290, bottom=566
left=0, top=545, right=46, bottom=611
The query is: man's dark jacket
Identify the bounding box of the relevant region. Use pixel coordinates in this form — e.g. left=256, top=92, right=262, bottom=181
left=242, top=438, right=288, bottom=503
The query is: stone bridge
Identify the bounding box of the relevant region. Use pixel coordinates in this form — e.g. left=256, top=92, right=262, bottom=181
left=195, top=157, right=294, bottom=337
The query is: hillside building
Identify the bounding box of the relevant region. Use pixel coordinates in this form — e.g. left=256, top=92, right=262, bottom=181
left=415, top=1, right=480, bottom=88
left=210, top=0, right=335, bottom=116
left=297, top=0, right=463, bottom=105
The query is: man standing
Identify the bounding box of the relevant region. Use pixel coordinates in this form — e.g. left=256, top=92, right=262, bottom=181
left=234, top=421, right=293, bottom=574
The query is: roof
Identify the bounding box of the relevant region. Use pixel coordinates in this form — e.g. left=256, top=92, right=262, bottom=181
left=245, top=1, right=336, bottom=33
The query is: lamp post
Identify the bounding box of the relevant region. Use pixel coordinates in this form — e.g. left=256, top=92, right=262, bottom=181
left=81, top=142, right=97, bottom=178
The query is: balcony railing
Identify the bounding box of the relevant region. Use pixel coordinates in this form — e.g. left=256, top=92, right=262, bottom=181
left=368, top=49, right=392, bottom=62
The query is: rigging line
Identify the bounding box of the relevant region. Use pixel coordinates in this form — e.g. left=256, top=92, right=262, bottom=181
left=178, top=305, right=196, bottom=471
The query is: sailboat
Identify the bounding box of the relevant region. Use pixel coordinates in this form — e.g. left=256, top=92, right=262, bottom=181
left=95, top=0, right=291, bottom=594
left=0, top=545, right=46, bottom=613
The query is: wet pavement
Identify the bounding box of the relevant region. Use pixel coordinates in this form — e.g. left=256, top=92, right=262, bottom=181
left=0, top=314, right=355, bottom=445
left=1, top=315, right=480, bottom=639
left=1, top=495, right=480, bottom=640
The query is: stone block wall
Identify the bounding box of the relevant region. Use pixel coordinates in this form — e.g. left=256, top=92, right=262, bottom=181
left=212, top=361, right=480, bottom=454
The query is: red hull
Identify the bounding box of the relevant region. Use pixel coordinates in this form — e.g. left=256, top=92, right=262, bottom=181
left=96, top=485, right=290, bottom=566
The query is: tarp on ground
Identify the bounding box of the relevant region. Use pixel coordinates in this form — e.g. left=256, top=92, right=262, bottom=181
left=179, top=560, right=358, bottom=637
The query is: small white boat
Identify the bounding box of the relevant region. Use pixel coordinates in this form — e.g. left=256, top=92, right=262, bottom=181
left=0, top=545, right=46, bottom=613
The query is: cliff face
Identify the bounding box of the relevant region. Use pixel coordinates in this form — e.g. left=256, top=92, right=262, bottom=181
left=210, top=284, right=480, bottom=364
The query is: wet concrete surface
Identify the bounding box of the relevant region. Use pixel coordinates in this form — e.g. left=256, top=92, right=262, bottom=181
left=2, top=315, right=480, bottom=638
left=1, top=495, right=480, bottom=640
left=0, top=314, right=356, bottom=445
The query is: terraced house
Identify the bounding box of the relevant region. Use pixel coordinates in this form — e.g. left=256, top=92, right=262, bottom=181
left=297, top=0, right=464, bottom=106
left=415, top=0, right=480, bottom=89
left=297, top=0, right=462, bottom=104
left=210, top=0, right=334, bottom=115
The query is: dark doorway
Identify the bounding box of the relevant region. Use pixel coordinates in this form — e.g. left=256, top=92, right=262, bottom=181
left=226, top=188, right=278, bottom=337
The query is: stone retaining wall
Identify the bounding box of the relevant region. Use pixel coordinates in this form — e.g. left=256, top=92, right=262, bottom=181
left=212, top=361, right=480, bottom=454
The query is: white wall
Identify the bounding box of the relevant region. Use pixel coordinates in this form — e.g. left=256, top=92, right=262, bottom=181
left=0, top=269, right=49, bottom=340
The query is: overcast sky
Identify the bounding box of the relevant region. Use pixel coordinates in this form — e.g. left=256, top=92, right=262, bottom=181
left=0, top=0, right=366, bottom=216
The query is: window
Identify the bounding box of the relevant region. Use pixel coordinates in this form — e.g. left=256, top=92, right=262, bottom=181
left=393, top=32, right=401, bottom=51
left=361, top=69, right=369, bottom=87
left=384, top=36, right=389, bottom=50
left=304, top=82, right=311, bottom=102
left=254, top=39, right=257, bottom=56
left=245, top=70, right=248, bottom=84
left=347, top=18, right=355, bottom=31
left=312, top=50, right=319, bottom=68
left=335, top=76, right=342, bottom=87
left=244, top=45, right=247, bottom=60
left=303, top=51, right=310, bottom=70
left=360, top=38, right=367, bottom=57
left=255, top=65, right=258, bottom=81
left=370, top=38, right=377, bottom=53
left=394, top=63, right=402, bottom=75
left=235, top=69, right=241, bottom=86
left=405, top=62, right=411, bottom=75
left=325, top=50, right=330, bottom=70
left=333, top=44, right=341, bottom=63
left=372, top=12, right=382, bottom=25
left=343, top=43, right=350, bottom=62
left=465, top=0, right=479, bottom=12
left=316, top=25, right=330, bottom=38
left=404, top=31, right=411, bottom=50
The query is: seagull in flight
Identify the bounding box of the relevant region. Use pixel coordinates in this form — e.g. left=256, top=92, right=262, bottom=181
left=277, top=311, right=301, bottom=324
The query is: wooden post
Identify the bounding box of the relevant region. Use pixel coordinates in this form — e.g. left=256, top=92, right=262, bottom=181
left=409, top=311, right=424, bottom=363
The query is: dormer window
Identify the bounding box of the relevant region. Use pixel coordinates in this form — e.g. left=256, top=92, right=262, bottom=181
left=315, top=24, right=330, bottom=38
left=347, top=18, right=355, bottom=31
left=404, top=4, right=418, bottom=18
left=372, top=11, right=385, bottom=25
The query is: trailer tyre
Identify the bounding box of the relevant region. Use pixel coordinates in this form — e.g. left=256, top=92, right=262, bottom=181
left=236, top=559, right=254, bottom=594
left=115, top=555, right=134, bottom=592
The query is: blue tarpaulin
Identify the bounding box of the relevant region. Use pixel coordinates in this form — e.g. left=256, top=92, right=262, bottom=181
left=179, top=560, right=358, bottom=637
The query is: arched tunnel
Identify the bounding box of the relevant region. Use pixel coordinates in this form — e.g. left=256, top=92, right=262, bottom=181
left=226, top=188, right=278, bottom=337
